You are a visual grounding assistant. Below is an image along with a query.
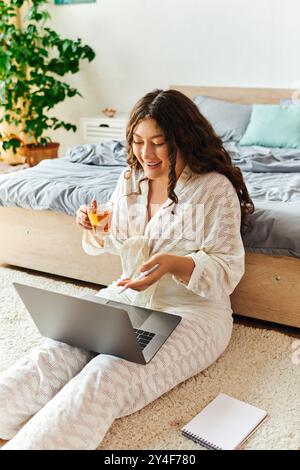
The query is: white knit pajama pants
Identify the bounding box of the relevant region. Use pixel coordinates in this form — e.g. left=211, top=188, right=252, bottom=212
left=0, top=312, right=232, bottom=450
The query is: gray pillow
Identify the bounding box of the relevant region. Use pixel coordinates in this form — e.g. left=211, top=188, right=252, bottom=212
left=67, top=140, right=127, bottom=166
left=193, top=95, right=252, bottom=142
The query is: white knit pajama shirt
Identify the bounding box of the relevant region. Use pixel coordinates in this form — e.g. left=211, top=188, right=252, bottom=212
left=0, top=166, right=245, bottom=449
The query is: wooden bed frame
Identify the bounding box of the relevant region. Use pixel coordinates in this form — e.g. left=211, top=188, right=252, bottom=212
left=0, top=85, right=299, bottom=328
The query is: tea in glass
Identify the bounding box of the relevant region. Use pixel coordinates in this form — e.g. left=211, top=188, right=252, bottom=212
left=87, top=202, right=112, bottom=233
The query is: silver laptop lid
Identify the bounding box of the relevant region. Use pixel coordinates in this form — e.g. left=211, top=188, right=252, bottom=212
left=13, top=282, right=145, bottom=363
left=82, top=294, right=151, bottom=329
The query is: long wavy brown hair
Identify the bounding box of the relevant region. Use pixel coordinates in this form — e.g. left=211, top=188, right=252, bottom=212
left=126, top=89, right=254, bottom=231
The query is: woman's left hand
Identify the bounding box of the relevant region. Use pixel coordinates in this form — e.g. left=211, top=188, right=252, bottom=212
left=117, top=253, right=176, bottom=292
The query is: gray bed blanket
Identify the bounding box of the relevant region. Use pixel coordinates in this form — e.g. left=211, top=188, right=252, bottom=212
left=0, top=157, right=124, bottom=215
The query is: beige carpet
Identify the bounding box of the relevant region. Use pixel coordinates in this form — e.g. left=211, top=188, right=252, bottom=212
left=0, top=265, right=299, bottom=450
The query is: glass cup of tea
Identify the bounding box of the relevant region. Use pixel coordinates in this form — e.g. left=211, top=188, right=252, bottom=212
left=87, top=201, right=113, bottom=234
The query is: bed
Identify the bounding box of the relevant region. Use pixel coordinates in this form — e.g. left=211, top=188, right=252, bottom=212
left=0, top=86, right=299, bottom=328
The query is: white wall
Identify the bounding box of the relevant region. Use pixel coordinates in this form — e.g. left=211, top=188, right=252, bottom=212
left=43, top=0, right=300, bottom=154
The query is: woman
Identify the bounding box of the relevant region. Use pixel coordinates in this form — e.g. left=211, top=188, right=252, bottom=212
left=0, top=89, right=254, bottom=450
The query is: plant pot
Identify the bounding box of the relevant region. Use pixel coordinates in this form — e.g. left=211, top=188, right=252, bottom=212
left=21, top=142, right=60, bottom=167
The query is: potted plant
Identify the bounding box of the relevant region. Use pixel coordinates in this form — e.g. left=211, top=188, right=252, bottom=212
left=0, top=0, right=95, bottom=165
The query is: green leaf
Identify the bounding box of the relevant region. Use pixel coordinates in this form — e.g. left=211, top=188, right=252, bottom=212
left=0, top=0, right=95, bottom=143
left=3, top=138, right=22, bottom=153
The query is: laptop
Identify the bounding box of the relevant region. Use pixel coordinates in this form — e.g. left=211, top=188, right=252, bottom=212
left=13, top=282, right=181, bottom=365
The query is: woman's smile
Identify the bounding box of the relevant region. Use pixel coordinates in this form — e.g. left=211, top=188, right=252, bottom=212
left=143, top=160, right=162, bottom=169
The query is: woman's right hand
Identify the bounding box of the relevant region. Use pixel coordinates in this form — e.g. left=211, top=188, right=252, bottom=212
left=76, top=204, right=92, bottom=230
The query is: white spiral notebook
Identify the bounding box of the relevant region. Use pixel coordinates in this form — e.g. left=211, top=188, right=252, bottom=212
left=181, top=393, right=267, bottom=450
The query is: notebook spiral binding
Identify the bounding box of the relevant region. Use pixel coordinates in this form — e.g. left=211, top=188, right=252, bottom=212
left=181, top=429, right=223, bottom=451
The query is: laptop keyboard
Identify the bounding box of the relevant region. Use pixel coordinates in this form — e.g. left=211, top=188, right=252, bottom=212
left=133, top=328, right=155, bottom=350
